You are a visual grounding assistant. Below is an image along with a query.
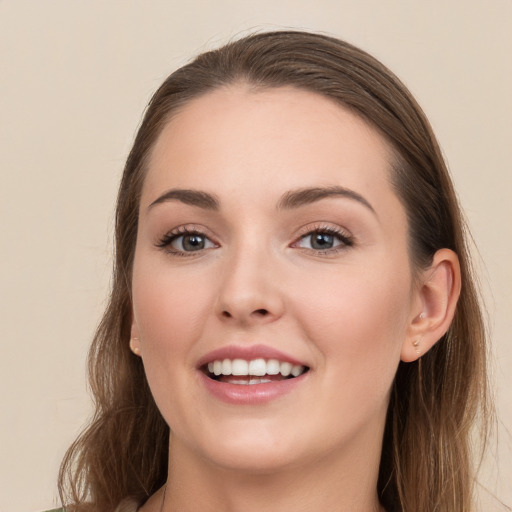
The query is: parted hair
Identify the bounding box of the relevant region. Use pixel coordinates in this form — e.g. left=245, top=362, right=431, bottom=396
left=59, top=30, right=489, bottom=512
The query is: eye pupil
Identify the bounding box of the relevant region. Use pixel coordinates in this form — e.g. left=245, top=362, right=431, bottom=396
left=182, top=234, right=205, bottom=251
left=311, top=233, right=334, bottom=250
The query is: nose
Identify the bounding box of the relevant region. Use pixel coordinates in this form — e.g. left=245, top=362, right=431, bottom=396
left=215, top=248, right=285, bottom=326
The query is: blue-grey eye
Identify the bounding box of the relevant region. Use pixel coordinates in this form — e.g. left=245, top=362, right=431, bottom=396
left=296, top=230, right=350, bottom=251
left=172, top=233, right=215, bottom=252
left=310, top=233, right=335, bottom=250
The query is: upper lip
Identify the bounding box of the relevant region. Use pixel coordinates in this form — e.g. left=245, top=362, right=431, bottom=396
left=197, top=344, right=308, bottom=368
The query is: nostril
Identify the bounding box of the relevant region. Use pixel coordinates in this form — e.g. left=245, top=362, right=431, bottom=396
left=219, top=308, right=271, bottom=320
left=253, top=309, right=269, bottom=316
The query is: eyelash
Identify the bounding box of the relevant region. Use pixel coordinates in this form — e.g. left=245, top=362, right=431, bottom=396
left=156, top=224, right=354, bottom=257
left=292, top=224, right=354, bottom=255
left=156, top=226, right=217, bottom=257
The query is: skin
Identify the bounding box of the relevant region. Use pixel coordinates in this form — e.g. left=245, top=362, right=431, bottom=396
left=130, top=85, right=460, bottom=512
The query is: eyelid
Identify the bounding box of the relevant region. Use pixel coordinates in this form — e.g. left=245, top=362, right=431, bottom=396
left=290, top=223, right=354, bottom=253
left=155, top=224, right=219, bottom=256
left=154, top=222, right=353, bottom=257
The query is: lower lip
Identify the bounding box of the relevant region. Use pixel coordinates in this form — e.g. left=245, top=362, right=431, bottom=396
left=199, top=371, right=308, bottom=405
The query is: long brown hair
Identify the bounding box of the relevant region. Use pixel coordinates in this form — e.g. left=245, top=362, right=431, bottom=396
left=59, top=30, right=490, bottom=512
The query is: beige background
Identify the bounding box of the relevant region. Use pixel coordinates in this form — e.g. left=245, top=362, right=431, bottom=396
left=1, top=1, right=511, bottom=510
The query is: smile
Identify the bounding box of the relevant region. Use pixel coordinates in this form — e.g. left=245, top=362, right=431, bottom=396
left=197, top=345, right=310, bottom=403
left=205, top=358, right=307, bottom=385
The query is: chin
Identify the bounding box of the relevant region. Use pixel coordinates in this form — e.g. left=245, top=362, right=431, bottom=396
left=175, top=420, right=312, bottom=474
left=204, top=443, right=304, bottom=474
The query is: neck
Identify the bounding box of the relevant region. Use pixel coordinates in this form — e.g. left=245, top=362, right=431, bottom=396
left=163, top=434, right=385, bottom=512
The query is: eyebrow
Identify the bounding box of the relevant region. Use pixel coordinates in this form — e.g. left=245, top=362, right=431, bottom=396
left=148, top=189, right=220, bottom=211
left=147, top=185, right=375, bottom=215
left=277, top=186, right=376, bottom=214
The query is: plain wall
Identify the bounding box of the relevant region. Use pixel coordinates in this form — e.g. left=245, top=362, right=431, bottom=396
left=1, top=1, right=510, bottom=510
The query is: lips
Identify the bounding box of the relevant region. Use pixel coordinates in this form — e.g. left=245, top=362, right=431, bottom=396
left=197, top=344, right=310, bottom=404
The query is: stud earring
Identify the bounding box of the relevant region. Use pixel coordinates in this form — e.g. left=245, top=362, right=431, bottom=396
left=419, top=312, right=426, bottom=319
left=412, top=338, right=421, bottom=356
left=130, top=337, right=141, bottom=356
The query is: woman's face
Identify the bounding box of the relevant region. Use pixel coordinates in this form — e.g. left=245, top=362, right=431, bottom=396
left=131, top=86, right=419, bottom=473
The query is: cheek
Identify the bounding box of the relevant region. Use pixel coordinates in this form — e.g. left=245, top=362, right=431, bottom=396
left=131, top=260, right=217, bottom=429
left=292, top=266, right=411, bottom=440
left=131, top=259, right=214, bottom=371
left=294, top=262, right=411, bottom=378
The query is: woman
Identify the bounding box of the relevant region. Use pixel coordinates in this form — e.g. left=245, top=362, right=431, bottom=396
left=58, top=31, right=490, bottom=512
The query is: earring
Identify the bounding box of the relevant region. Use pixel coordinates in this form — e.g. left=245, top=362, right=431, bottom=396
left=412, top=338, right=421, bottom=356
left=419, top=312, right=426, bottom=319
left=130, top=337, right=141, bottom=356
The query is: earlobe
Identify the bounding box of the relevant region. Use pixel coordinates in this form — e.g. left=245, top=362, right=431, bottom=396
left=130, top=319, right=142, bottom=357
left=130, top=337, right=142, bottom=356
left=401, top=249, right=461, bottom=363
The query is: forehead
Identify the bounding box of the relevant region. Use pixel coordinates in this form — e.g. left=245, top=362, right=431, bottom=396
left=143, top=85, right=400, bottom=217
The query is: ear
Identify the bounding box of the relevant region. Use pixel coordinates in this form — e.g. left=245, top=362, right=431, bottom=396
left=129, top=312, right=142, bottom=357
left=401, top=249, right=461, bottom=362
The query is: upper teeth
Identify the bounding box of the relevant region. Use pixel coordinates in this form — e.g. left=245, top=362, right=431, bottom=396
left=207, top=358, right=305, bottom=378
